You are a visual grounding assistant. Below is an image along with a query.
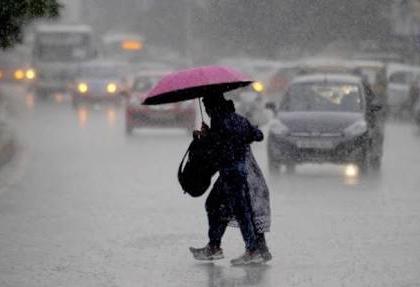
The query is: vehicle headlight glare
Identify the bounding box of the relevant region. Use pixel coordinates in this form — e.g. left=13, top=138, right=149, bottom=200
left=344, top=120, right=367, bottom=137
left=26, top=69, right=36, bottom=80
left=78, top=82, right=88, bottom=94
left=107, top=83, right=117, bottom=94
left=14, top=69, right=25, bottom=80
left=252, top=81, right=265, bottom=93
left=345, top=164, right=359, bottom=178
left=269, top=119, right=289, bottom=136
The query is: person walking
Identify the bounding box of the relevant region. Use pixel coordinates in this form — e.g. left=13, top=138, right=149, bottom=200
left=189, top=94, right=271, bottom=265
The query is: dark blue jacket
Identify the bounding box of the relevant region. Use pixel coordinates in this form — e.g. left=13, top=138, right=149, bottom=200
left=210, top=111, right=263, bottom=171
left=206, top=110, right=271, bottom=233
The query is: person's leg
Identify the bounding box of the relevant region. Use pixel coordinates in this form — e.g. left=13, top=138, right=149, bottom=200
left=227, top=173, right=264, bottom=265
left=256, top=233, right=272, bottom=262
left=228, top=175, right=257, bottom=252
left=205, top=181, right=229, bottom=248
left=189, top=184, right=227, bottom=261
left=256, top=233, right=267, bottom=252
left=190, top=213, right=225, bottom=260
left=208, top=212, right=228, bottom=248
left=189, top=211, right=226, bottom=260
left=233, top=198, right=257, bottom=252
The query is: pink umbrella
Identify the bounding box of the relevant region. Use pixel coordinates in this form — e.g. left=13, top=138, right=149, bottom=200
left=142, top=65, right=253, bottom=105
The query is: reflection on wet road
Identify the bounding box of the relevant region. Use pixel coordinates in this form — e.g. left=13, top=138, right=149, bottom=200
left=1, top=86, right=420, bottom=286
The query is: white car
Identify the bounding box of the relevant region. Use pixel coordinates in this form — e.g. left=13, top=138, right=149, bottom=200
left=386, top=63, right=420, bottom=117
left=414, top=99, right=420, bottom=127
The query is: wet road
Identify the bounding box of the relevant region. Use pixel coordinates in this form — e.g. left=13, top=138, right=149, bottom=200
left=1, top=85, right=420, bottom=286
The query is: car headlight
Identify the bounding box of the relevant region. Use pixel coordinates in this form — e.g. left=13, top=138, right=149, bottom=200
left=78, top=82, right=88, bottom=94
left=107, top=83, right=117, bottom=94
left=252, top=81, right=265, bottom=93
left=269, top=119, right=289, bottom=136
left=14, top=69, right=25, bottom=80
left=25, top=69, right=36, bottom=80
left=344, top=120, right=367, bottom=137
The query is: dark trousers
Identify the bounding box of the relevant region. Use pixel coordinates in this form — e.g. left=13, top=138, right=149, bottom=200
left=207, top=212, right=267, bottom=252
left=206, top=171, right=258, bottom=252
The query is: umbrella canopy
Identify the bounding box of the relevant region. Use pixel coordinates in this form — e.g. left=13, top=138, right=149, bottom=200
left=142, top=65, right=253, bottom=105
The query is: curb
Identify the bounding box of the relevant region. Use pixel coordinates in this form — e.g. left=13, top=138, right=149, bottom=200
left=0, top=89, right=16, bottom=168
left=0, top=123, right=16, bottom=168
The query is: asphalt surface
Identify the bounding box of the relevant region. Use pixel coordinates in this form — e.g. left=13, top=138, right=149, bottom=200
left=1, top=84, right=420, bottom=286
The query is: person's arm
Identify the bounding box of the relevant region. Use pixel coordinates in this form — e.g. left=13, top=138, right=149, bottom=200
left=251, top=125, right=264, bottom=142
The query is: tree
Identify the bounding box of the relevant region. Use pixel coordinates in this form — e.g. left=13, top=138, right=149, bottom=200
left=0, top=0, right=61, bottom=49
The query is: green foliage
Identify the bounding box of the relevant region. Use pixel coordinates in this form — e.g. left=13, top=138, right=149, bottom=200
left=0, top=0, right=62, bottom=49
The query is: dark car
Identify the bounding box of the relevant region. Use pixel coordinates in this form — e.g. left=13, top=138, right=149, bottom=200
left=125, top=71, right=196, bottom=134
left=70, top=61, right=127, bottom=107
left=0, top=47, right=35, bottom=84
left=267, top=73, right=384, bottom=174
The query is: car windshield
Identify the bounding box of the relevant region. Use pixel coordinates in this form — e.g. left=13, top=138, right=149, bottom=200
left=133, top=77, right=160, bottom=92
left=281, top=82, right=363, bottom=112
left=79, top=65, right=125, bottom=79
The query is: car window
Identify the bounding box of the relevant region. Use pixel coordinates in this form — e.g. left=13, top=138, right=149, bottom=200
left=281, top=82, right=363, bottom=112
left=133, top=77, right=159, bottom=92
left=389, top=71, right=415, bottom=85
left=80, top=65, right=124, bottom=78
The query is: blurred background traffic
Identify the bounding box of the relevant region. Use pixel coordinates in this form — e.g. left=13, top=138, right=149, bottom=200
left=2, top=0, right=420, bottom=177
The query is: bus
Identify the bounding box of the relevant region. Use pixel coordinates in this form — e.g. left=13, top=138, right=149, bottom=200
left=31, top=24, right=97, bottom=98
left=101, top=33, right=145, bottom=63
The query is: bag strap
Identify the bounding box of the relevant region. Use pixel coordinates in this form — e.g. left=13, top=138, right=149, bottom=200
left=177, top=140, right=194, bottom=182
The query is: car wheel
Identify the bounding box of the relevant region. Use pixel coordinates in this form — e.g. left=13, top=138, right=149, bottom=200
left=285, top=163, right=296, bottom=174
left=268, top=158, right=280, bottom=175
left=370, top=155, right=382, bottom=171
left=356, top=146, right=369, bottom=175
left=415, top=116, right=420, bottom=129
left=126, top=125, right=134, bottom=135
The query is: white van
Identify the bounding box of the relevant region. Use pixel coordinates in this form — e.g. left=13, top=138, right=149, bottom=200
left=386, top=63, right=420, bottom=117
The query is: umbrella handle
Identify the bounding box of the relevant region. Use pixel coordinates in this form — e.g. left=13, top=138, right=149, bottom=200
left=198, top=98, right=204, bottom=122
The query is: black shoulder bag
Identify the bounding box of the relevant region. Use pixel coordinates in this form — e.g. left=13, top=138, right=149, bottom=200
left=177, top=137, right=218, bottom=197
